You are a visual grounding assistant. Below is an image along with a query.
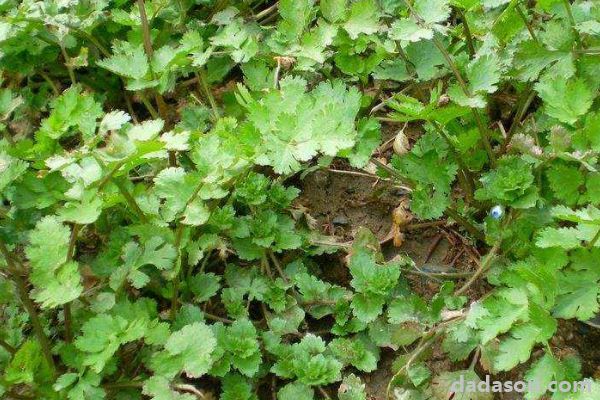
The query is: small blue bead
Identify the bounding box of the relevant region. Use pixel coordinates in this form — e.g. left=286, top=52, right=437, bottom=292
left=490, top=205, right=504, bottom=220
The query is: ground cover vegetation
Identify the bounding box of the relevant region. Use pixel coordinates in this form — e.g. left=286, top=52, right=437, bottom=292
left=1, top=0, right=600, bottom=398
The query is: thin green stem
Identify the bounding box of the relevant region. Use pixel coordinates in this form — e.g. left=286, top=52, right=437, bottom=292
left=402, top=267, right=473, bottom=279
left=136, top=0, right=169, bottom=122
left=137, top=0, right=154, bottom=58
left=112, top=179, right=148, bottom=223
left=204, top=312, right=233, bottom=324
left=574, top=47, right=600, bottom=54
left=386, top=330, right=444, bottom=399
left=444, top=207, right=485, bottom=241
left=60, top=44, right=77, bottom=85
left=196, top=70, right=219, bottom=120
left=96, top=160, right=126, bottom=190
left=431, top=36, right=470, bottom=93
left=170, top=225, right=185, bottom=321
left=499, top=85, right=535, bottom=154
left=254, top=2, right=278, bottom=20
left=39, top=71, right=60, bottom=95
left=76, top=28, right=110, bottom=57
left=456, top=8, right=475, bottom=58
left=455, top=241, right=501, bottom=295
left=515, top=4, right=539, bottom=42
left=103, top=381, right=144, bottom=390
left=561, top=0, right=582, bottom=49
left=472, top=109, right=497, bottom=167
left=587, top=228, right=600, bottom=249
left=268, top=250, right=288, bottom=283
left=138, top=92, right=160, bottom=119
left=370, top=158, right=412, bottom=184
left=0, top=337, right=15, bottom=354
left=0, top=240, right=56, bottom=376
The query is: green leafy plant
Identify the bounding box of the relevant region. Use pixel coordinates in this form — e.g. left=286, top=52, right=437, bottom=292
left=1, top=0, right=600, bottom=399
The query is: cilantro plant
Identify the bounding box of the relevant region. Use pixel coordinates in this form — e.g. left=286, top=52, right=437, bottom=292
left=1, top=0, right=600, bottom=399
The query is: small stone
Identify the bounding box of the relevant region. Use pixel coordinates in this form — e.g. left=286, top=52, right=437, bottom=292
left=332, top=215, right=349, bottom=226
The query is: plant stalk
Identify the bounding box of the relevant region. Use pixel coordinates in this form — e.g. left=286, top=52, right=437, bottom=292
left=60, top=44, right=77, bottom=85
left=587, top=228, right=600, bottom=248
left=456, top=8, right=476, bottom=58
left=515, top=4, right=539, bottom=42
left=196, top=70, right=220, bottom=120
left=137, top=0, right=170, bottom=122
left=0, top=338, right=15, bottom=354
left=0, top=240, right=56, bottom=376
left=561, top=0, right=582, bottom=49
left=170, top=225, right=185, bottom=321
left=112, top=179, right=148, bottom=223
left=444, top=207, right=484, bottom=241
left=455, top=241, right=501, bottom=295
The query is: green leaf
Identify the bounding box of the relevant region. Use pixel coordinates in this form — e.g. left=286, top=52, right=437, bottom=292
left=221, top=373, right=256, bottom=400
left=154, top=167, right=204, bottom=222
left=127, top=119, right=164, bottom=141
left=37, top=86, right=103, bottom=141
left=341, top=118, right=381, bottom=168
left=415, top=0, right=451, bottom=25
left=25, top=216, right=83, bottom=308
left=407, top=362, right=431, bottom=387
left=110, top=236, right=177, bottom=290
left=390, top=19, right=433, bottom=42
left=75, top=313, right=148, bottom=372
left=535, top=77, right=594, bottom=125
left=277, top=0, right=316, bottom=42
left=271, top=334, right=342, bottom=385
left=189, top=273, right=221, bottom=302
left=239, top=77, right=362, bottom=174
left=5, top=340, right=52, bottom=385
left=546, top=163, right=585, bottom=206
left=513, top=40, right=573, bottom=82
left=338, top=374, right=367, bottom=400
left=554, top=269, right=600, bottom=320
left=0, top=151, right=27, bottom=193
left=59, top=190, right=103, bottom=224
left=329, top=336, right=379, bottom=372
left=150, top=322, right=217, bottom=378
left=343, top=0, right=381, bottom=39
left=467, top=55, right=502, bottom=94
left=351, top=293, right=385, bottom=323
left=475, top=156, right=537, bottom=207
left=218, top=319, right=262, bottom=377
left=321, top=0, right=347, bottom=22
left=523, top=353, right=561, bottom=400
left=494, top=323, right=543, bottom=371
left=97, top=45, right=149, bottom=80
left=278, top=382, right=314, bottom=400
left=143, top=376, right=195, bottom=400
left=349, top=250, right=401, bottom=296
